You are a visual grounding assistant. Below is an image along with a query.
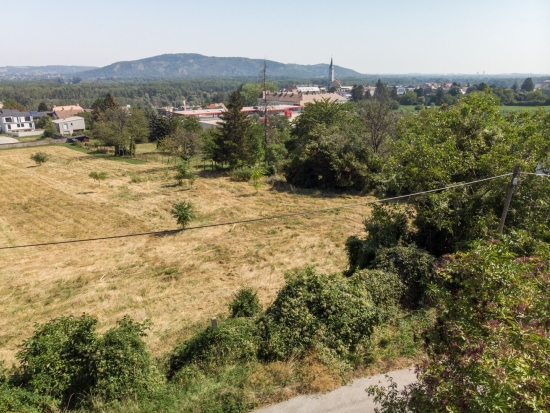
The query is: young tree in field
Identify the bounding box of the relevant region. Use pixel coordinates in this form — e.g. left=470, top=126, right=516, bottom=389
left=159, top=116, right=204, bottom=161
left=89, top=171, right=108, bottom=186
left=30, top=152, right=49, bottom=165
left=171, top=201, right=195, bottom=228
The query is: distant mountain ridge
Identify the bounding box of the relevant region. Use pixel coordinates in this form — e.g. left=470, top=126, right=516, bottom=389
left=0, top=65, right=97, bottom=79
left=78, top=53, right=364, bottom=79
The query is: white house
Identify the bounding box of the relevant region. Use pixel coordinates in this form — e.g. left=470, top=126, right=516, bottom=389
left=0, top=109, right=37, bottom=136
left=52, top=116, right=86, bottom=135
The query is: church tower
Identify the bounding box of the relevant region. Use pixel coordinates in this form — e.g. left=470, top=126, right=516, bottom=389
left=329, top=57, right=335, bottom=89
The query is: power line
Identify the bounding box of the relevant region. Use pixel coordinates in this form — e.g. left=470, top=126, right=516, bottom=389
left=0, top=173, right=512, bottom=251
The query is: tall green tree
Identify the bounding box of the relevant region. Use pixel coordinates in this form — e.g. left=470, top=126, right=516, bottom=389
left=212, top=91, right=262, bottom=167
left=521, top=77, right=535, bottom=92
left=350, top=85, right=365, bottom=102
left=37, top=102, right=49, bottom=112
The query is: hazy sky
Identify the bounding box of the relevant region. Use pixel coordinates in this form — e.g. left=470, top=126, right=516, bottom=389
left=2, top=0, right=549, bottom=74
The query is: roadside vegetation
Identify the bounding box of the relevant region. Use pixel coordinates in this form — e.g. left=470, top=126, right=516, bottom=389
left=0, top=88, right=549, bottom=412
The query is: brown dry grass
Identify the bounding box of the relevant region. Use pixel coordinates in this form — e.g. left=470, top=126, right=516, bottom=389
left=0, top=145, right=372, bottom=364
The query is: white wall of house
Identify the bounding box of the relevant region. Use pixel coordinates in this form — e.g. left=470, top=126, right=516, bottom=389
left=53, top=116, right=85, bottom=135
left=0, top=115, right=36, bottom=134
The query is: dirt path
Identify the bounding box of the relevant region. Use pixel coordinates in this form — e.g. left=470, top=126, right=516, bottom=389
left=254, top=368, right=416, bottom=413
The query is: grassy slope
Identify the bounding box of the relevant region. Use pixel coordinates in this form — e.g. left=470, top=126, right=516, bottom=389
left=0, top=145, right=373, bottom=365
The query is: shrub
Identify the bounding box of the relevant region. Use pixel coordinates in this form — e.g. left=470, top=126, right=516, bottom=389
left=371, top=245, right=436, bottom=308
left=345, top=205, right=411, bottom=272
left=168, top=318, right=260, bottom=377
left=89, top=171, right=108, bottom=186
left=0, top=382, right=57, bottom=413
left=30, top=152, right=48, bottom=165
left=228, top=288, right=262, bottom=318
left=14, top=314, right=160, bottom=408
left=368, top=233, right=550, bottom=411
left=257, top=267, right=380, bottom=361
left=352, top=269, right=404, bottom=310
left=175, top=162, right=197, bottom=187
left=229, top=166, right=253, bottom=182
left=171, top=201, right=195, bottom=228
left=93, top=316, right=163, bottom=402
left=15, top=314, right=98, bottom=406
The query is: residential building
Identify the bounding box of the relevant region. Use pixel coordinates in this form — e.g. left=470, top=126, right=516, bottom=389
left=52, top=116, right=86, bottom=135
left=51, top=104, right=84, bottom=120
left=0, top=109, right=36, bottom=136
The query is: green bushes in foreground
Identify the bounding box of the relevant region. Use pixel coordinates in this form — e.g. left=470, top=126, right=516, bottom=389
left=9, top=315, right=162, bottom=410
left=368, top=233, right=550, bottom=412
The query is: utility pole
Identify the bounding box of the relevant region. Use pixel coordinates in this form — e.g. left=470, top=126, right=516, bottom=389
left=261, top=59, right=268, bottom=151
left=498, top=164, right=520, bottom=234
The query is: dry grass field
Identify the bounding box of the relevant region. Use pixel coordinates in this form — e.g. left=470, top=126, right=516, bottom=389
left=0, top=145, right=373, bottom=365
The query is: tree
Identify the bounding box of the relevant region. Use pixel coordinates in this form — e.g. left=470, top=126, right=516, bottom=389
left=373, top=79, right=390, bottom=101
left=3, top=98, right=26, bottom=111
left=94, top=106, right=148, bottom=156
left=89, top=171, right=108, bottom=186
left=398, top=91, right=418, bottom=105
left=159, top=116, right=204, bottom=161
left=521, top=77, right=535, bottom=92
left=172, top=201, right=195, bottom=228
left=357, top=99, right=396, bottom=154
left=212, top=90, right=262, bottom=167
left=30, top=152, right=48, bottom=165
left=37, top=102, right=49, bottom=112
left=350, top=85, right=365, bottom=102
left=35, top=116, right=56, bottom=135
left=240, top=82, right=278, bottom=106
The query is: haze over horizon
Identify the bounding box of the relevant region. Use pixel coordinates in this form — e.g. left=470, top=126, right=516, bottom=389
left=1, top=0, right=549, bottom=75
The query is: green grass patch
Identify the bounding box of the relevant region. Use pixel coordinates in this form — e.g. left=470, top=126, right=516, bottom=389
left=61, top=144, right=147, bottom=164
left=499, top=105, right=550, bottom=113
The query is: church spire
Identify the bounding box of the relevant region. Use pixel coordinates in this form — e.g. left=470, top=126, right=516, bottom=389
left=328, top=57, right=335, bottom=89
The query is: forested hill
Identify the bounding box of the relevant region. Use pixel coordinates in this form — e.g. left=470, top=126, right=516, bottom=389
left=0, top=65, right=97, bottom=80
left=78, top=53, right=364, bottom=80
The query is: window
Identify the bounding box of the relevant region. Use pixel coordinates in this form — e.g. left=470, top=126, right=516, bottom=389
left=63, top=124, right=68, bottom=130
left=25, top=117, right=31, bottom=122
left=7, top=124, right=11, bottom=130
left=5, top=117, right=12, bottom=123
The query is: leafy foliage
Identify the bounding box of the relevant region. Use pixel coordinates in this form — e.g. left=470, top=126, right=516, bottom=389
left=228, top=288, right=262, bottom=318
left=258, top=267, right=380, bottom=360
left=371, top=245, right=436, bottom=308
left=368, top=233, right=550, bottom=412
left=13, top=314, right=160, bottom=409
left=171, top=201, right=195, bottom=228
left=88, top=171, right=108, bottom=185
left=346, top=204, right=411, bottom=271
left=168, top=317, right=260, bottom=376
left=30, top=152, right=49, bottom=165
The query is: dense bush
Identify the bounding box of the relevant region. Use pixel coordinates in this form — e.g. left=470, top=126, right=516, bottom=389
left=346, top=204, right=411, bottom=271
left=229, top=166, right=254, bottom=181
left=257, top=267, right=380, bottom=361
left=229, top=287, right=262, bottom=318
left=13, top=314, right=161, bottom=409
left=0, top=382, right=57, bottom=413
left=168, top=317, right=260, bottom=377
left=371, top=245, right=436, bottom=308
left=352, top=269, right=404, bottom=311
left=368, top=233, right=550, bottom=411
